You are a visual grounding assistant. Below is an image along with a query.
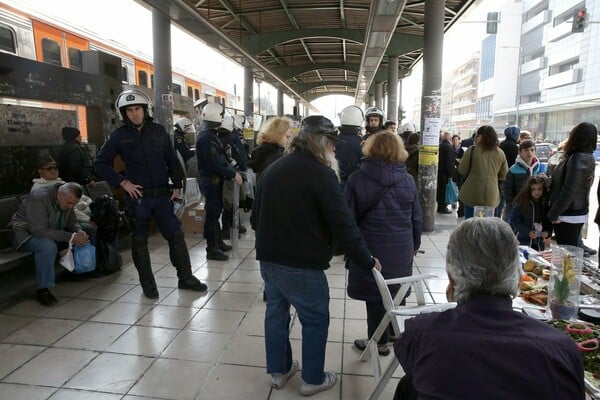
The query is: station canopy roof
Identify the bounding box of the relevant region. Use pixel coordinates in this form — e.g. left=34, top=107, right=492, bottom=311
left=141, top=0, right=476, bottom=107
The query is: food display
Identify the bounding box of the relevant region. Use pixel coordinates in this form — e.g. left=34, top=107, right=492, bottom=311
left=519, top=249, right=552, bottom=306
left=547, top=320, right=600, bottom=394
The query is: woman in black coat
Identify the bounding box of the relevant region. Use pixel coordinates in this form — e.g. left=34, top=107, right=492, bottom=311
left=248, top=117, right=292, bottom=178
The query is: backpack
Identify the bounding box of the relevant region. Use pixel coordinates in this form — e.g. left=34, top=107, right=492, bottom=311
left=90, top=195, right=122, bottom=274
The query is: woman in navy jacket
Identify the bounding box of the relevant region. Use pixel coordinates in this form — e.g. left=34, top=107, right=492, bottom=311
left=344, top=131, right=423, bottom=355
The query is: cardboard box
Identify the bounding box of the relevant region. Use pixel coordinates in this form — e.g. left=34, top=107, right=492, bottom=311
left=181, top=204, right=205, bottom=236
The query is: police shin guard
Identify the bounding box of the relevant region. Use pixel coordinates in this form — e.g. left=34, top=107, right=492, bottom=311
left=215, top=221, right=232, bottom=252
left=221, top=208, right=232, bottom=239
left=169, top=230, right=208, bottom=292
left=132, top=237, right=158, bottom=299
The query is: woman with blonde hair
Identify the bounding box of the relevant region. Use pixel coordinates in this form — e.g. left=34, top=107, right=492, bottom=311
left=249, top=117, right=293, bottom=178
left=344, top=131, right=423, bottom=355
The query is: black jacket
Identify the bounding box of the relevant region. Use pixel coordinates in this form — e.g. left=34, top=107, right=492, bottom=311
left=248, top=143, right=284, bottom=178
left=58, top=140, right=94, bottom=185
left=250, top=151, right=375, bottom=270
left=335, top=130, right=363, bottom=181
left=438, top=140, right=456, bottom=179
left=499, top=137, right=519, bottom=167
left=548, top=152, right=595, bottom=221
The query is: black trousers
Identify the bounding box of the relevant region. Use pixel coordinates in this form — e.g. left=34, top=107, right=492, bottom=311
left=393, top=375, right=419, bottom=400
left=553, top=222, right=582, bottom=246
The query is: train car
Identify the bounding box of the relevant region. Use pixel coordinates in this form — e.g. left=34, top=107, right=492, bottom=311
left=0, top=2, right=234, bottom=197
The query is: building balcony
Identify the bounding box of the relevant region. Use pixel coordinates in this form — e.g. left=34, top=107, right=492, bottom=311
left=453, top=85, right=478, bottom=96
left=522, top=10, right=550, bottom=34
left=452, top=100, right=476, bottom=110
left=521, top=57, right=546, bottom=75
left=523, top=0, right=546, bottom=14
left=548, top=20, right=573, bottom=42
left=542, top=68, right=581, bottom=89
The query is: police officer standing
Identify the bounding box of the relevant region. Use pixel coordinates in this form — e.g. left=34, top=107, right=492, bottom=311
left=94, top=89, right=207, bottom=299
left=196, top=103, right=243, bottom=260
left=173, top=117, right=195, bottom=164
left=363, top=106, right=385, bottom=141
left=335, top=105, right=364, bottom=191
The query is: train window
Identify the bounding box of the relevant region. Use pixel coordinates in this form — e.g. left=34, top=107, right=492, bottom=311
left=68, top=48, right=82, bottom=71
left=138, top=70, right=148, bottom=87
left=187, top=86, right=193, bottom=98
left=194, top=89, right=200, bottom=100
left=172, top=83, right=182, bottom=95
left=121, top=66, right=129, bottom=83
left=41, top=38, right=61, bottom=66
left=0, top=25, right=16, bottom=54
left=150, top=74, right=154, bottom=88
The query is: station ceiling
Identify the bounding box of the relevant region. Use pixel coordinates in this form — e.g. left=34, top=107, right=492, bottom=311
left=141, top=0, right=476, bottom=107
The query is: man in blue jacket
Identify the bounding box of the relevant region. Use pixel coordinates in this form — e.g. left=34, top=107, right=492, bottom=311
left=94, top=89, right=207, bottom=299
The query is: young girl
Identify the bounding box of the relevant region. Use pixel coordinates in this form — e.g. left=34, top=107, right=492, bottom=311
left=510, top=176, right=552, bottom=250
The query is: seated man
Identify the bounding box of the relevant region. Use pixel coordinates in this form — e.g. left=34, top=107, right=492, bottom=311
left=394, top=217, right=584, bottom=400
left=9, top=182, right=92, bottom=307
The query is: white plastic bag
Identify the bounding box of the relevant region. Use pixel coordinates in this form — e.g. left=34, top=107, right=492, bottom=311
left=245, top=169, right=256, bottom=200
left=184, top=177, right=202, bottom=207
left=59, top=233, right=76, bottom=272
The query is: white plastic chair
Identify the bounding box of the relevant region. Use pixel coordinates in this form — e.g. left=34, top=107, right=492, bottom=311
left=362, top=268, right=456, bottom=400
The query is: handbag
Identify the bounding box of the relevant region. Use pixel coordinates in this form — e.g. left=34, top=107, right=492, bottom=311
left=455, top=146, right=474, bottom=187
left=445, top=181, right=458, bottom=204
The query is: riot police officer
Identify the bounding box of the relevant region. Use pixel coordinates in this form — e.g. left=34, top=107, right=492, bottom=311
left=335, top=105, right=364, bottom=191
left=94, top=89, right=207, bottom=299
left=196, top=103, right=243, bottom=260
left=218, top=113, right=249, bottom=238
left=173, top=117, right=195, bottom=164
left=363, top=106, right=385, bottom=141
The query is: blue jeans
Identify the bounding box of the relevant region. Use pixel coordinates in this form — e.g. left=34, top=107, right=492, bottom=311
left=260, top=261, right=330, bottom=385
left=20, top=236, right=58, bottom=289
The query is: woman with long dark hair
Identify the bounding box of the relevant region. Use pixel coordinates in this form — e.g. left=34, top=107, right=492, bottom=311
left=547, top=122, right=597, bottom=245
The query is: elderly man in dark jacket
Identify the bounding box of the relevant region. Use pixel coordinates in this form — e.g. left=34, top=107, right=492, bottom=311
left=251, top=115, right=381, bottom=396
left=437, top=132, right=456, bottom=214
left=9, top=182, right=91, bottom=306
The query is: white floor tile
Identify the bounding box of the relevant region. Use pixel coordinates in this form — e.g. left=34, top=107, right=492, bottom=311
left=105, top=325, right=178, bottom=357
left=136, top=305, right=198, bottom=329
left=0, top=383, right=55, bottom=400
left=53, top=321, right=130, bottom=351
left=0, top=343, right=43, bottom=379
left=2, top=318, right=82, bottom=345
left=162, top=330, right=231, bottom=362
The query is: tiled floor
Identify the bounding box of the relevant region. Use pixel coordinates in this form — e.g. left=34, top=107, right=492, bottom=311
left=0, top=213, right=460, bottom=400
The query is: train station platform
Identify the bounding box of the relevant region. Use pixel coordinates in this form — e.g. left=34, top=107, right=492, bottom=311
left=0, top=213, right=458, bottom=400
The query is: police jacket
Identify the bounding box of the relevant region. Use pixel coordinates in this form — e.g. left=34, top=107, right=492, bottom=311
left=58, top=140, right=94, bottom=185
left=548, top=151, right=595, bottom=221
left=94, top=121, right=183, bottom=190
left=174, top=129, right=194, bottom=163
left=250, top=151, right=375, bottom=271
left=335, top=128, right=363, bottom=181
left=9, top=183, right=80, bottom=249
left=217, top=129, right=249, bottom=171
left=196, top=128, right=237, bottom=180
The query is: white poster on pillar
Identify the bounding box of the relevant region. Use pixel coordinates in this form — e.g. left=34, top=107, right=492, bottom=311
left=422, top=118, right=442, bottom=146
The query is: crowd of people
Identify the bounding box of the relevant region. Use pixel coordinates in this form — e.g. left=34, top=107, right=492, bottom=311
left=4, top=91, right=599, bottom=397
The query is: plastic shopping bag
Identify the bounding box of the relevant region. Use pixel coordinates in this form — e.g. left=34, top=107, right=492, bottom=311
left=445, top=181, right=458, bottom=204
left=73, top=242, right=96, bottom=273
left=59, top=247, right=75, bottom=272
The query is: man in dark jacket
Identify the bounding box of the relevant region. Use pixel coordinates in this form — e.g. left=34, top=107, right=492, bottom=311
left=497, top=125, right=521, bottom=218
left=9, top=182, right=91, bottom=306
left=94, top=89, right=207, bottom=299
left=335, top=105, right=364, bottom=191
left=251, top=115, right=381, bottom=396
left=394, top=218, right=584, bottom=400
left=58, top=127, right=95, bottom=185
left=437, top=132, right=456, bottom=214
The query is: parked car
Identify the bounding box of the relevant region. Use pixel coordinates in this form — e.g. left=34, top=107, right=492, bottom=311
left=535, top=143, right=556, bottom=163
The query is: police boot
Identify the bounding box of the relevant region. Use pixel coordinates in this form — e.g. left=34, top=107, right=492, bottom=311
left=169, top=230, right=208, bottom=292
left=215, top=221, right=232, bottom=252
left=221, top=208, right=232, bottom=239
left=132, top=237, right=158, bottom=299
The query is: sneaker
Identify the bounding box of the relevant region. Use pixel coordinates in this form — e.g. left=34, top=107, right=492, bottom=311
left=271, top=360, right=299, bottom=389
left=353, top=339, right=390, bottom=356
left=178, top=276, right=208, bottom=292
left=582, top=245, right=597, bottom=257
left=206, top=247, right=228, bottom=261
left=36, top=289, right=58, bottom=307
left=299, top=371, right=337, bottom=396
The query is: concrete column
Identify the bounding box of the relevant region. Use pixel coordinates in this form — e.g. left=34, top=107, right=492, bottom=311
left=277, top=89, right=284, bottom=116
left=388, top=56, right=399, bottom=122
left=151, top=8, right=173, bottom=136
left=418, top=0, right=445, bottom=232
left=368, top=94, right=375, bottom=107
left=294, top=100, right=299, bottom=118
left=375, top=82, right=384, bottom=109
left=398, top=79, right=403, bottom=121
left=243, top=66, right=254, bottom=146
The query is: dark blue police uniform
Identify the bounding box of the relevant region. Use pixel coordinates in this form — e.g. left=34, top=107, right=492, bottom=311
left=196, top=127, right=237, bottom=250
left=174, top=128, right=194, bottom=164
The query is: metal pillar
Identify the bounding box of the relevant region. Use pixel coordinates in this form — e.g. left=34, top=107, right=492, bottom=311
left=388, top=56, right=399, bottom=123
left=398, top=79, right=403, bottom=122
left=418, top=0, right=445, bottom=232
left=368, top=94, right=375, bottom=107
left=151, top=8, right=173, bottom=134
left=277, top=89, right=284, bottom=116
left=375, top=82, right=384, bottom=110
left=244, top=66, right=253, bottom=123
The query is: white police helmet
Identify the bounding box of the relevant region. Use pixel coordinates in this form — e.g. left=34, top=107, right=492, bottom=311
left=221, top=112, right=234, bottom=132
left=339, top=105, right=364, bottom=127
left=365, top=106, right=385, bottom=121
left=115, top=89, right=152, bottom=121
left=201, top=102, right=225, bottom=123
left=233, top=114, right=246, bottom=130
left=174, top=117, right=195, bottom=134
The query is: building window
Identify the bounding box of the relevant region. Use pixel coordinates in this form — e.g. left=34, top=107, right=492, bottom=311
left=41, top=38, right=61, bottom=66
left=187, top=86, right=193, bottom=98
left=476, top=96, right=493, bottom=119
left=68, top=47, right=81, bottom=71
left=138, top=70, right=148, bottom=87
left=0, top=25, right=16, bottom=54
left=150, top=74, right=154, bottom=88
left=480, top=35, right=496, bottom=81
left=194, top=89, right=200, bottom=100
left=172, top=83, right=182, bottom=95
left=121, top=66, right=129, bottom=83
left=550, top=58, right=578, bottom=75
